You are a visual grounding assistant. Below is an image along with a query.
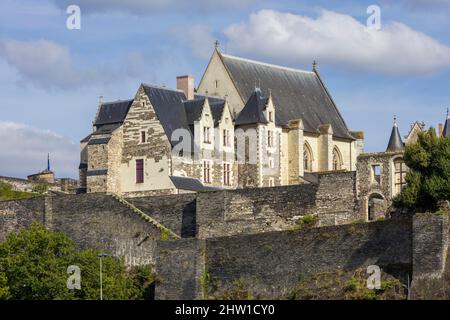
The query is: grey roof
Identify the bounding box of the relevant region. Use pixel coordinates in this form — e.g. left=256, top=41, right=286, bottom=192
left=143, top=85, right=191, bottom=145
left=88, top=137, right=111, bottom=145
left=210, top=101, right=226, bottom=126
left=94, top=99, right=133, bottom=126
left=219, top=53, right=354, bottom=139
left=443, top=117, right=450, bottom=138
left=86, top=169, right=108, bottom=176
left=169, top=176, right=224, bottom=192
left=184, top=99, right=206, bottom=125
left=387, top=124, right=404, bottom=151
left=235, top=88, right=269, bottom=126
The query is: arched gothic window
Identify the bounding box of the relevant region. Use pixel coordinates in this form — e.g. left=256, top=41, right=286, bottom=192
left=303, top=143, right=313, bottom=172
left=332, top=147, right=343, bottom=171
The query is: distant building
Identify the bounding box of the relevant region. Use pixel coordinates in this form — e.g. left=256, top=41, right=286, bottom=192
left=27, top=154, right=55, bottom=184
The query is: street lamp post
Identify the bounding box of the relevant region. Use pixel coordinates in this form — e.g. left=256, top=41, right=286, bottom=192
left=97, top=253, right=108, bottom=300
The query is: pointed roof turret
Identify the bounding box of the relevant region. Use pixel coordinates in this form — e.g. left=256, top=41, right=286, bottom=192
left=443, top=108, right=450, bottom=138
left=387, top=116, right=404, bottom=151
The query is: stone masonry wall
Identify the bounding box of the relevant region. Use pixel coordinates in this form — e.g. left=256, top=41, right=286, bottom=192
left=316, top=171, right=360, bottom=226
left=156, top=218, right=413, bottom=299
left=0, top=197, right=45, bottom=241
left=0, top=194, right=164, bottom=266
left=196, top=184, right=318, bottom=238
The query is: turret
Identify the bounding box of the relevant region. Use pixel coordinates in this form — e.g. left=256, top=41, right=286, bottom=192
left=386, top=116, right=404, bottom=152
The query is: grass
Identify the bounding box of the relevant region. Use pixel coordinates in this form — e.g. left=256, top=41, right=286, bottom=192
left=0, top=182, right=41, bottom=201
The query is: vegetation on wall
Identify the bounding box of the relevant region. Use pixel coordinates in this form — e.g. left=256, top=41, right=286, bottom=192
left=0, top=182, right=40, bottom=201
left=394, top=129, right=450, bottom=212
left=0, top=223, right=154, bottom=300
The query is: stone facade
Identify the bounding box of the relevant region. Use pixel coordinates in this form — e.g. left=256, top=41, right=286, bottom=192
left=80, top=49, right=363, bottom=197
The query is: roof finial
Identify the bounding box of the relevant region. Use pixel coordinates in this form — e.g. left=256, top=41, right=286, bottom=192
left=205, top=89, right=209, bottom=97
left=393, top=115, right=397, bottom=126
left=99, top=95, right=104, bottom=105
left=312, top=60, right=317, bottom=71
left=47, top=153, right=51, bottom=172
left=447, top=107, right=449, bottom=119
left=214, top=40, right=220, bottom=49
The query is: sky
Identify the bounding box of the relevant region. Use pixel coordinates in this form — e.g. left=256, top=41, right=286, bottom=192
left=0, top=0, right=449, bottom=179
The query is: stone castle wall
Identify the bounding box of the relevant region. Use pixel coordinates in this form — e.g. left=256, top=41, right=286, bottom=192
left=156, top=217, right=414, bottom=299
left=156, top=213, right=449, bottom=300
left=0, top=194, right=162, bottom=266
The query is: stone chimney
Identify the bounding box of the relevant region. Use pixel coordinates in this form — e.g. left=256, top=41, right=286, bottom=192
left=177, top=75, right=194, bottom=100
left=438, top=123, right=443, bottom=137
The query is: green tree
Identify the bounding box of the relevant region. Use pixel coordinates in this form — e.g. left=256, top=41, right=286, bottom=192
left=0, top=223, right=154, bottom=300
left=393, top=128, right=450, bottom=211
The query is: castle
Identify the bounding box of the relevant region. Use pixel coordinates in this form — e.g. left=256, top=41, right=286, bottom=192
left=79, top=47, right=364, bottom=197
left=1, top=46, right=449, bottom=300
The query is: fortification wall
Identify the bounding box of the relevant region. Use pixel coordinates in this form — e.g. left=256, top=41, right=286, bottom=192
left=156, top=218, right=414, bottom=299
left=127, top=194, right=197, bottom=238
left=0, top=176, right=34, bottom=192
left=0, top=194, right=163, bottom=266
left=196, top=171, right=358, bottom=238
left=0, top=197, right=45, bottom=241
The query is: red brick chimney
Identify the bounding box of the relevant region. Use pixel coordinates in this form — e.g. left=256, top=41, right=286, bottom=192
left=438, top=123, right=443, bottom=137
left=177, top=75, right=194, bottom=100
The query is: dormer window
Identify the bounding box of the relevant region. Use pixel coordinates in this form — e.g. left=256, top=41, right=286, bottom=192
left=269, top=111, right=273, bottom=122
left=223, top=129, right=230, bottom=147
left=203, top=127, right=211, bottom=143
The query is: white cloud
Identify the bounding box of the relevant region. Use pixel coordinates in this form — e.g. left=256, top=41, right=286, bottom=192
left=50, top=0, right=257, bottom=14
left=0, top=39, right=84, bottom=89
left=168, top=24, right=215, bottom=60
left=0, top=122, right=79, bottom=179
left=0, top=39, right=139, bottom=90
left=224, top=9, right=450, bottom=75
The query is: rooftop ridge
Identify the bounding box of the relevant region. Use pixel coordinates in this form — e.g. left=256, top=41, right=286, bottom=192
left=220, top=53, right=315, bottom=75
left=101, top=98, right=134, bottom=106
left=142, top=83, right=185, bottom=94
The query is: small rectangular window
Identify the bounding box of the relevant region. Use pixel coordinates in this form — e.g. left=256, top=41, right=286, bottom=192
left=141, top=131, right=146, bottom=143
left=136, top=159, right=144, bottom=184
left=269, top=111, right=273, bottom=122
left=223, top=129, right=229, bottom=147
left=372, top=165, right=381, bottom=184
left=203, top=127, right=211, bottom=143
left=203, top=161, right=211, bottom=184
left=223, top=163, right=231, bottom=186
left=268, top=130, right=274, bottom=147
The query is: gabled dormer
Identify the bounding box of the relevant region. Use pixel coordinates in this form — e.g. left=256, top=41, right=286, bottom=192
left=264, top=91, right=275, bottom=124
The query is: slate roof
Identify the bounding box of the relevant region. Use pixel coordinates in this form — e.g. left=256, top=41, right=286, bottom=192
left=184, top=99, right=206, bottom=125
left=169, top=176, right=224, bottom=192
left=87, top=137, right=111, bottom=145
left=219, top=53, right=354, bottom=139
left=443, top=116, right=450, bottom=138
left=235, top=88, right=269, bottom=126
left=386, top=124, right=404, bottom=152
left=142, top=85, right=190, bottom=144
left=209, top=101, right=226, bottom=126
left=94, top=99, right=133, bottom=126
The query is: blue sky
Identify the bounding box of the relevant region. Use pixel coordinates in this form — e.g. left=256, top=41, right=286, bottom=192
left=0, top=0, right=449, bottom=178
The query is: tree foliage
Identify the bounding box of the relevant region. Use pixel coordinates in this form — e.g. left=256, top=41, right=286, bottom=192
left=393, top=129, right=450, bottom=211
left=0, top=223, right=154, bottom=300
